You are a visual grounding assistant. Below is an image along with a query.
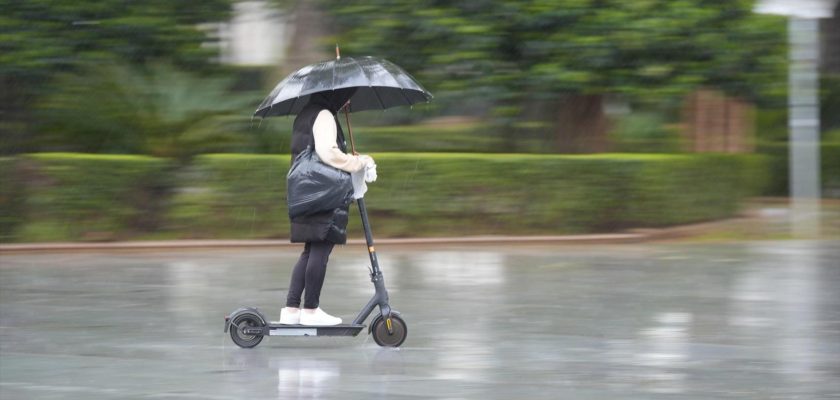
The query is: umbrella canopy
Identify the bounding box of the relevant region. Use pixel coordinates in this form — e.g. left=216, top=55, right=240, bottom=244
left=254, top=56, right=432, bottom=118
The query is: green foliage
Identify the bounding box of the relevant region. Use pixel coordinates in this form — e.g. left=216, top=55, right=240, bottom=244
left=756, top=74, right=840, bottom=145
left=825, top=143, right=840, bottom=197
left=608, top=112, right=683, bottom=153
left=327, top=0, right=787, bottom=112
left=4, top=152, right=765, bottom=241
left=35, top=63, right=256, bottom=160
left=167, top=154, right=291, bottom=238
left=277, top=119, right=574, bottom=154
left=169, top=152, right=765, bottom=238
left=0, top=0, right=234, bottom=150
left=14, top=153, right=172, bottom=241
left=756, top=108, right=789, bottom=143
left=0, top=157, right=25, bottom=241
left=825, top=129, right=840, bottom=142
left=622, top=154, right=767, bottom=226
left=0, top=0, right=231, bottom=73
left=350, top=122, right=495, bottom=153
left=822, top=75, right=840, bottom=132
left=331, top=117, right=684, bottom=154
left=756, top=142, right=840, bottom=197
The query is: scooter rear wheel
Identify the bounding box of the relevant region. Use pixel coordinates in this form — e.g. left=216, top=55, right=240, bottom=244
left=229, top=312, right=265, bottom=348
left=371, top=314, right=407, bottom=347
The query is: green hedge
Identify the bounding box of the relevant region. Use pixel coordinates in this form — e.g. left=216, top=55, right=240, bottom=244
left=0, top=157, right=26, bottom=241
left=756, top=143, right=840, bottom=197
left=11, top=153, right=172, bottom=241
left=169, top=153, right=766, bottom=238
left=1, top=152, right=766, bottom=242
left=166, top=154, right=291, bottom=239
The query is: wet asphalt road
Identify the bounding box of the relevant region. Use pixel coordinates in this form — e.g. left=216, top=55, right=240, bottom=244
left=1, top=241, right=839, bottom=399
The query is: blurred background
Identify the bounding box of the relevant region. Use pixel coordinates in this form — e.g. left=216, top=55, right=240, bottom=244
left=0, top=0, right=838, bottom=242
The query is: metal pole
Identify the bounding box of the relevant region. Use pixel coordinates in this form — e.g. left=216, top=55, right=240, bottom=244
left=788, top=17, right=822, bottom=237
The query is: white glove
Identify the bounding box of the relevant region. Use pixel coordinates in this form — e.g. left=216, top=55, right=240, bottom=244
left=364, top=162, right=377, bottom=183
left=358, top=155, right=376, bottom=182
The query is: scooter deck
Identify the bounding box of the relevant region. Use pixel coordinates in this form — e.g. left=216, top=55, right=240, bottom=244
left=265, top=323, right=365, bottom=337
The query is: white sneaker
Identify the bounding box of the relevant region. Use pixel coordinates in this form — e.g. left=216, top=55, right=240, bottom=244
left=277, top=307, right=300, bottom=325
left=299, top=308, right=342, bottom=326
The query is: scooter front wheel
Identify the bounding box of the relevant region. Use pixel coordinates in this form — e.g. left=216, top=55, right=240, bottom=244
left=371, top=314, right=407, bottom=347
left=229, top=312, right=265, bottom=348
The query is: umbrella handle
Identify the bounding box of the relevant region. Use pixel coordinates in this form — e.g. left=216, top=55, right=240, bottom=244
left=343, top=105, right=358, bottom=155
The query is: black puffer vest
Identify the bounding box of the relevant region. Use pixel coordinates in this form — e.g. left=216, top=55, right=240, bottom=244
left=288, top=104, right=350, bottom=244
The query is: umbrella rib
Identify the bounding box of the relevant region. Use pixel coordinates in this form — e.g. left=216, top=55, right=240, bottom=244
left=397, top=88, right=413, bottom=107
left=332, top=58, right=337, bottom=90
left=355, top=58, right=386, bottom=110
left=287, top=95, right=299, bottom=116
left=256, top=56, right=431, bottom=116
left=372, top=87, right=387, bottom=110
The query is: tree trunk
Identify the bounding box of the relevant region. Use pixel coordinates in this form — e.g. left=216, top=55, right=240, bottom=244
left=554, top=94, right=608, bottom=153
left=274, top=0, right=331, bottom=82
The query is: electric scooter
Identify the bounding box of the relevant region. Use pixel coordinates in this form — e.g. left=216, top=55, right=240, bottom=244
left=224, top=198, right=407, bottom=348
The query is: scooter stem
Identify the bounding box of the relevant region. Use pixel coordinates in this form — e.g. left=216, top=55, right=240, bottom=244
left=356, top=198, right=380, bottom=274
left=351, top=197, right=391, bottom=326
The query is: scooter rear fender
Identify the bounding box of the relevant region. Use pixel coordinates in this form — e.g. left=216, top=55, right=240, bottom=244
left=224, top=307, right=268, bottom=333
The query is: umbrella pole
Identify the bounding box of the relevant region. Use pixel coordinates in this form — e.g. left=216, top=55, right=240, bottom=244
left=343, top=106, right=358, bottom=155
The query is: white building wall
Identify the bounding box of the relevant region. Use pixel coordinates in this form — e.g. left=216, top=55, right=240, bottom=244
left=219, top=1, right=291, bottom=67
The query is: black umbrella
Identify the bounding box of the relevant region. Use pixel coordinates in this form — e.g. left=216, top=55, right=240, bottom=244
left=254, top=49, right=432, bottom=152
left=254, top=53, right=432, bottom=119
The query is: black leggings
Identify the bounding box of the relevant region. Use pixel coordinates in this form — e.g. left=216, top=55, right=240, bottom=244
left=286, top=241, right=335, bottom=309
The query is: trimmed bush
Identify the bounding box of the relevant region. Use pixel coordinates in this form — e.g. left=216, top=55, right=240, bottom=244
left=0, top=157, right=26, bottom=241
left=621, top=154, right=767, bottom=227
left=826, top=144, right=840, bottom=197
left=756, top=142, right=840, bottom=197
left=14, top=153, right=172, bottom=241
left=169, top=153, right=767, bottom=238
left=166, top=154, right=290, bottom=239
left=4, top=152, right=766, bottom=241
left=365, top=153, right=765, bottom=235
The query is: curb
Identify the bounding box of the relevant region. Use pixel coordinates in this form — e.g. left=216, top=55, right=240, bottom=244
left=0, top=233, right=647, bottom=253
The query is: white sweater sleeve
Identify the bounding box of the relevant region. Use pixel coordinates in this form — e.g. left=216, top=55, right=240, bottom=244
left=313, top=110, right=366, bottom=173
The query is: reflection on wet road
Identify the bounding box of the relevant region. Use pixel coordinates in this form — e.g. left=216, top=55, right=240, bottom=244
left=1, top=241, right=838, bottom=399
